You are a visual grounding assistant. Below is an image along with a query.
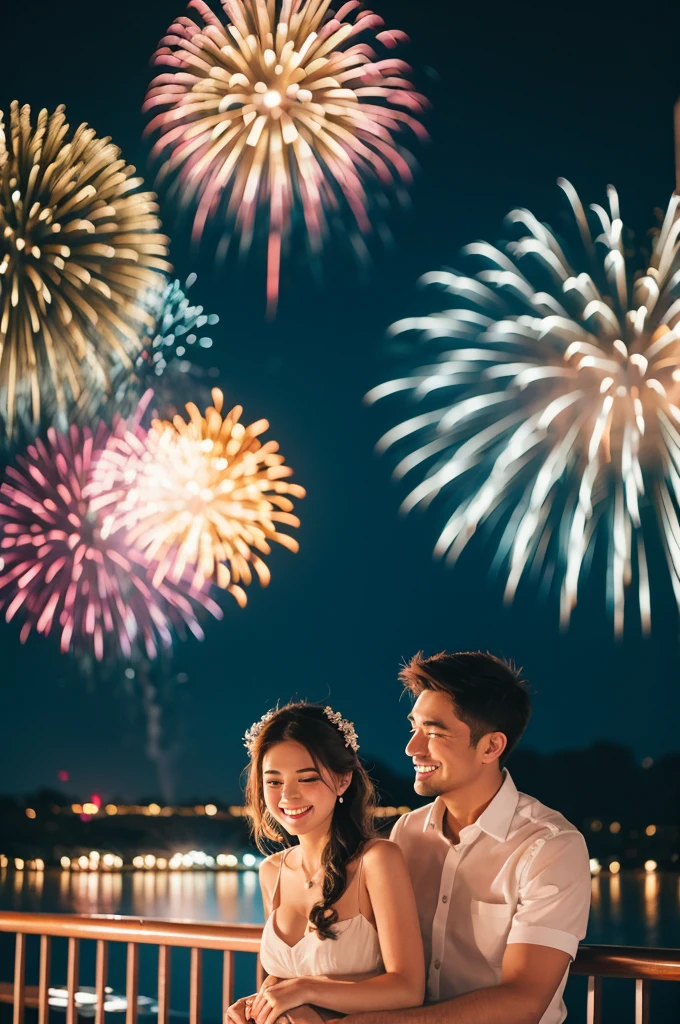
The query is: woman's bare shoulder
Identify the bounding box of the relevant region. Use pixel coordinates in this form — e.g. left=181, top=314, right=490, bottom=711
left=362, top=836, right=406, bottom=869
left=259, top=850, right=286, bottom=887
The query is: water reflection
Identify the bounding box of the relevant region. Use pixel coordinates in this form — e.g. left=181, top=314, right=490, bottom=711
left=644, top=872, right=659, bottom=944
left=2, top=869, right=680, bottom=948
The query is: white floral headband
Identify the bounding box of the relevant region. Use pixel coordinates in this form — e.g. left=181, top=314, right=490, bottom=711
left=244, top=705, right=360, bottom=755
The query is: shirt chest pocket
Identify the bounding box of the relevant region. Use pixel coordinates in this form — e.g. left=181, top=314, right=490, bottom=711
left=470, top=900, right=514, bottom=966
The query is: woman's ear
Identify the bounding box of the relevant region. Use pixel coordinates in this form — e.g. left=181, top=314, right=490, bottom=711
left=336, top=772, right=353, bottom=797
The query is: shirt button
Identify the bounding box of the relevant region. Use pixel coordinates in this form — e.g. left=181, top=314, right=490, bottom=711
left=434, top=959, right=441, bottom=970
left=441, top=895, right=448, bottom=903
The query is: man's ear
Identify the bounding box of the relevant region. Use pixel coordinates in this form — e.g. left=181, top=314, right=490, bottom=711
left=481, top=731, right=507, bottom=765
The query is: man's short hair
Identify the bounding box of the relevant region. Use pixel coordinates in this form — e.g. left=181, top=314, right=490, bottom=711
left=400, top=651, right=531, bottom=766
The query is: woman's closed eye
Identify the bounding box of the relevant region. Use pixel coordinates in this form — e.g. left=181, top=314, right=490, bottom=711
left=265, top=776, right=321, bottom=786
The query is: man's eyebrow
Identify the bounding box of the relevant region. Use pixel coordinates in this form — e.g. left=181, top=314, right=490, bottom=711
left=407, top=714, right=449, bottom=730
left=263, top=767, right=319, bottom=775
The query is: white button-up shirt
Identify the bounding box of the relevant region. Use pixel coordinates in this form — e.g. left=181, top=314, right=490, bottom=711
left=391, top=771, right=591, bottom=1024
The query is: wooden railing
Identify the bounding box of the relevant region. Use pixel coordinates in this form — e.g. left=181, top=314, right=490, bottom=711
left=570, top=944, right=680, bottom=1024
left=2, top=912, right=680, bottom=1024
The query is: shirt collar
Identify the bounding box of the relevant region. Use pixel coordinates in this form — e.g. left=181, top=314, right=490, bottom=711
left=422, top=770, right=519, bottom=843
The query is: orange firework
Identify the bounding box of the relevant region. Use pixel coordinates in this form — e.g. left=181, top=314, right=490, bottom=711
left=91, top=388, right=305, bottom=605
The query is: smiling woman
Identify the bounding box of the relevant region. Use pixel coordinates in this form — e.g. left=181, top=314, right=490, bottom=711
left=226, top=702, right=425, bottom=1024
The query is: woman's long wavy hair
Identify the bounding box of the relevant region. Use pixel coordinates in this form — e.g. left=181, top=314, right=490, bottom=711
left=245, top=702, right=376, bottom=940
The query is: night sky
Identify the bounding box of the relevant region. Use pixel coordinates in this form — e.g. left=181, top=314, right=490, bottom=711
left=2, top=0, right=680, bottom=804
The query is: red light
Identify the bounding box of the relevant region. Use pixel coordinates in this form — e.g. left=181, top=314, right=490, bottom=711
left=91, top=794, right=101, bottom=809
left=58, top=770, right=69, bottom=782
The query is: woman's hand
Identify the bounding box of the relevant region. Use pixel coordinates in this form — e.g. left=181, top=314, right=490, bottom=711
left=225, top=995, right=256, bottom=1024
left=249, top=978, right=309, bottom=1024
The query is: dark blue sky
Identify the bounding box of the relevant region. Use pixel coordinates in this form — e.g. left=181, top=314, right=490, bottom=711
left=2, top=0, right=680, bottom=803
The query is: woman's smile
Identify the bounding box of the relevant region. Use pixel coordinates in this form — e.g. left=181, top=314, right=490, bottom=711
left=279, top=804, right=313, bottom=823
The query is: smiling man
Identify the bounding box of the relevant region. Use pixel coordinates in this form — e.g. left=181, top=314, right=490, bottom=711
left=337, top=651, right=591, bottom=1024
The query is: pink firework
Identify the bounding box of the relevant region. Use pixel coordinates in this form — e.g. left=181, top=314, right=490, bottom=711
left=144, top=0, right=428, bottom=314
left=0, top=423, right=222, bottom=660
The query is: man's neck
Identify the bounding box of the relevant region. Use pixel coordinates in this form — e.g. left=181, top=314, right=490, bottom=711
left=440, top=769, right=505, bottom=843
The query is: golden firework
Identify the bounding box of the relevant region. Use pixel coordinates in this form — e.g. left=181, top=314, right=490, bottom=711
left=92, top=388, right=305, bottom=606
left=0, top=102, right=170, bottom=438
left=145, top=0, right=427, bottom=314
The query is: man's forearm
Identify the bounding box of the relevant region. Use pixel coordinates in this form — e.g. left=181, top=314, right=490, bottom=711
left=336, top=981, right=546, bottom=1024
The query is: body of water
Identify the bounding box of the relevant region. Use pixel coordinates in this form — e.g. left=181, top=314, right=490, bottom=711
left=2, top=869, right=680, bottom=1022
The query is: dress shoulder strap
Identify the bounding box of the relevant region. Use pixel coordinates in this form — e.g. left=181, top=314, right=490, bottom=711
left=355, top=846, right=367, bottom=914
left=272, top=848, right=290, bottom=911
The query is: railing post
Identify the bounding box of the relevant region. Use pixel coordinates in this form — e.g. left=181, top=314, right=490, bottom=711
left=157, top=946, right=171, bottom=1024
left=12, top=934, right=26, bottom=1024
left=635, top=979, right=650, bottom=1024
left=66, top=937, right=79, bottom=1024
left=38, top=935, right=51, bottom=1024
left=95, top=939, right=108, bottom=1024
left=586, top=975, right=602, bottom=1024
left=222, top=950, right=234, bottom=1016
left=126, top=943, right=139, bottom=1024
left=189, top=948, right=202, bottom=1024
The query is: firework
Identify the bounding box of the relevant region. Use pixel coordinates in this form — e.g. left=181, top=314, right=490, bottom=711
left=144, top=0, right=427, bottom=314
left=0, top=101, right=170, bottom=440
left=98, top=273, right=221, bottom=419
left=91, top=388, right=306, bottom=605
left=368, top=181, right=680, bottom=634
left=0, top=422, right=222, bottom=660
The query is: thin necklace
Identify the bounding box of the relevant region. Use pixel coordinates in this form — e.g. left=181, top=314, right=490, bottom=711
left=299, top=853, right=323, bottom=889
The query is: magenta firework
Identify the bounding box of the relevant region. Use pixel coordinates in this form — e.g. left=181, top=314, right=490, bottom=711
left=144, top=0, right=427, bottom=314
left=0, top=423, right=222, bottom=660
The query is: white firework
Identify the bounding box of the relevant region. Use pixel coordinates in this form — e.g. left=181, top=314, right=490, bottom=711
left=368, top=180, right=680, bottom=634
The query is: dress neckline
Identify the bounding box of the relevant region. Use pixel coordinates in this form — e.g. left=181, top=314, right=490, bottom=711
left=267, top=910, right=377, bottom=952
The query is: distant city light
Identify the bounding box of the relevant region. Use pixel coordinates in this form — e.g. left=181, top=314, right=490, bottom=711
left=33, top=859, right=45, bottom=871
left=205, top=804, right=217, bottom=816
left=591, top=820, right=603, bottom=832
left=157, top=858, right=168, bottom=870
left=105, top=804, right=118, bottom=815
left=114, top=856, right=124, bottom=869
left=58, top=770, right=69, bottom=782
left=609, top=861, right=621, bottom=874
left=225, top=854, right=238, bottom=868
left=645, top=825, right=657, bottom=837
left=642, top=757, right=654, bottom=769
left=15, top=858, right=25, bottom=870
left=242, top=854, right=256, bottom=868
left=25, top=808, right=36, bottom=819
left=645, top=860, right=658, bottom=873
left=609, top=822, right=621, bottom=834
left=0, top=855, right=8, bottom=869
left=60, top=856, right=71, bottom=870
left=589, top=859, right=602, bottom=876
left=102, top=854, right=115, bottom=868
left=144, top=855, right=156, bottom=869
left=148, top=803, right=161, bottom=816
left=82, top=802, right=99, bottom=815
left=132, top=856, right=145, bottom=869
left=72, top=804, right=83, bottom=814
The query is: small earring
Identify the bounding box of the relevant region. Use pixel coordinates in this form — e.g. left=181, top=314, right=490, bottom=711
left=338, top=796, right=344, bottom=804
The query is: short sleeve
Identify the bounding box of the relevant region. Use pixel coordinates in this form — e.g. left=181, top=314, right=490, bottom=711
left=507, top=830, right=591, bottom=958
left=389, top=813, right=406, bottom=844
